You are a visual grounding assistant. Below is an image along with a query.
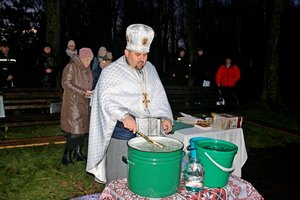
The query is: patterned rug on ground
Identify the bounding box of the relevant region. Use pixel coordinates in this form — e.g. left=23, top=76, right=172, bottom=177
left=71, top=193, right=100, bottom=200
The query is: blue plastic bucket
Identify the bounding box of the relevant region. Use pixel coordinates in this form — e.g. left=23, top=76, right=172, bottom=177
left=187, top=137, right=212, bottom=158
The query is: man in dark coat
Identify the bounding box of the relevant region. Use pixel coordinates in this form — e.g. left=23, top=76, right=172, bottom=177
left=0, top=40, right=17, bottom=88
left=191, top=47, right=212, bottom=87
left=171, top=48, right=190, bottom=86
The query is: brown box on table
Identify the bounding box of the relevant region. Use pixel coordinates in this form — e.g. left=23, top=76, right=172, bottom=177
left=212, top=113, right=243, bottom=130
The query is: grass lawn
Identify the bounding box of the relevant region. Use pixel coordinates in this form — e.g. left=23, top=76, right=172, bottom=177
left=0, top=125, right=104, bottom=200
left=0, top=143, right=104, bottom=199
left=1, top=124, right=63, bottom=139
left=0, top=104, right=300, bottom=199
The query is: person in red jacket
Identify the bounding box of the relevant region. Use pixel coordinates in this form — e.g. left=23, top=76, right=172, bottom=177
left=215, top=57, right=240, bottom=110
left=216, top=57, right=240, bottom=87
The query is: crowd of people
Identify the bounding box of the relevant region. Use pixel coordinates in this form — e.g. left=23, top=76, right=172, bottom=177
left=168, top=47, right=240, bottom=89
left=0, top=39, right=114, bottom=90
left=0, top=23, right=242, bottom=186
left=0, top=39, right=241, bottom=94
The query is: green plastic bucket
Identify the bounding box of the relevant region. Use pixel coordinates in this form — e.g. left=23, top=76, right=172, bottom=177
left=195, top=139, right=238, bottom=188
left=125, top=136, right=184, bottom=198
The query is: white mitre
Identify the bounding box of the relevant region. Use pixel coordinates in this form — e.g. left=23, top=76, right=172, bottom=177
left=126, top=24, right=154, bottom=53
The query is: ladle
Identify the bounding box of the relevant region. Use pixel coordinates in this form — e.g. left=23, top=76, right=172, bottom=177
left=135, top=131, right=164, bottom=149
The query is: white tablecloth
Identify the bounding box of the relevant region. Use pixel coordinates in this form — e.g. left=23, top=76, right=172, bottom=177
left=167, top=127, right=247, bottom=177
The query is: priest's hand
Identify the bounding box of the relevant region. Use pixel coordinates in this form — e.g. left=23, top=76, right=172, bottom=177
left=122, top=115, right=137, bottom=133
left=162, top=119, right=172, bottom=134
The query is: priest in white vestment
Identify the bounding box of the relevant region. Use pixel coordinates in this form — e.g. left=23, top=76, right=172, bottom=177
left=86, top=24, right=174, bottom=184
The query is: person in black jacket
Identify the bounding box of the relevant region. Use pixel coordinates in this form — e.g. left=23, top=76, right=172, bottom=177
left=190, top=47, right=212, bottom=87
left=170, top=48, right=190, bottom=86
left=92, top=50, right=113, bottom=89
left=35, top=43, right=59, bottom=87
left=0, top=40, right=17, bottom=88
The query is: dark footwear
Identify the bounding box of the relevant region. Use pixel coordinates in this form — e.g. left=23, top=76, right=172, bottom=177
left=62, top=149, right=74, bottom=165
left=74, top=134, right=87, bottom=162
left=75, top=146, right=87, bottom=162
left=61, top=133, right=76, bottom=165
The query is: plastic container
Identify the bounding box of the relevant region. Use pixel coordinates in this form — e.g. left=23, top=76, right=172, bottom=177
left=187, top=137, right=212, bottom=158
left=183, top=156, right=203, bottom=192
left=195, top=139, right=238, bottom=188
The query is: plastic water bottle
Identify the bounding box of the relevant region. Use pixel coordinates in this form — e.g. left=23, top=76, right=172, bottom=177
left=183, top=154, right=203, bottom=192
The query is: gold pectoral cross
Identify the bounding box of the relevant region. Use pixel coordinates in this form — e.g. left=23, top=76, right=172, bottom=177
left=142, top=93, right=150, bottom=108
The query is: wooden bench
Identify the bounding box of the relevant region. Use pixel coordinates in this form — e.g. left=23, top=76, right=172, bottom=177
left=0, top=86, right=231, bottom=131
left=164, top=86, right=223, bottom=116
left=0, top=87, right=62, bottom=131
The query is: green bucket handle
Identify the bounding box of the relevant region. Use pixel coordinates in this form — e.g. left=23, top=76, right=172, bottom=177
left=122, top=156, right=135, bottom=165
left=204, top=152, right=235, bottom=172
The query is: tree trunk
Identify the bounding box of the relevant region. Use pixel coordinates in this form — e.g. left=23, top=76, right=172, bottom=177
left=186, top=0, right=198, bottom=64
left=45, top=0, right=62, bottom=65
left=186, top=0, right=199, bottom=86
left=90, top=1, right=112, bottom=51
left=261, top=0, right=284, bottom=110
